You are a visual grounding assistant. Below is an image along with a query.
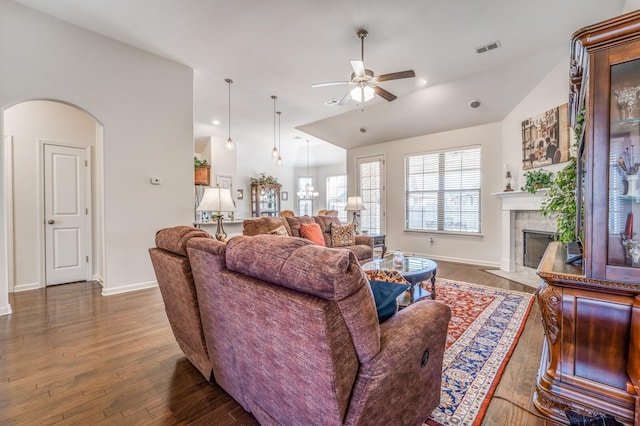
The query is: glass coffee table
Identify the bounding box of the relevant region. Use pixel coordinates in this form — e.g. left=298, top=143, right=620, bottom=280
left=362, top=256, right=438, bottom=305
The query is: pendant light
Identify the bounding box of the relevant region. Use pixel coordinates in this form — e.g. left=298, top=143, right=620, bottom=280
left=225, top=78, right=234, bottom=151
left=271, top=95, right=279, bottom=159
left=276, top=111, right=283, bottom=166
left=297, top=140, right=319, bottom=199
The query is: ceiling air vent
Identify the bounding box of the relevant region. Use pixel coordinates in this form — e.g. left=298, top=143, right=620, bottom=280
left=476, top=41, right=501, bottom=54
left=324, top=98, right=340, bottom=106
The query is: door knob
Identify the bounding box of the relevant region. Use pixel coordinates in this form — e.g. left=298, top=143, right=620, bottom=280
left=47, top=219, right=55, bottom=225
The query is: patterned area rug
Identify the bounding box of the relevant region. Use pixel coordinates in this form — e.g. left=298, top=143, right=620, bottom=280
left=425, top=278, right=535, bottom=426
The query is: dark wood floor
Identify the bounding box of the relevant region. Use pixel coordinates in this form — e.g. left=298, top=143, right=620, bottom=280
left=0, top=261, right=559, bottom=425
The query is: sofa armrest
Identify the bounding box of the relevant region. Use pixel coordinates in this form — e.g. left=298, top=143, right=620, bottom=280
left=345, top=300, right=451, bottom=425
left=354, top=235, right=374, bottom=249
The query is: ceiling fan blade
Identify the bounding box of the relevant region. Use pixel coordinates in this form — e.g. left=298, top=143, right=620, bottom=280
left=374, top=85, right=397, bottom=102
left=376, top=70, right=416, bottom=82
left=350, top=60, right=365, bottom=78
left=312, top=81, right=350, bottom=88
left=338, top=91, right=352, bottom=105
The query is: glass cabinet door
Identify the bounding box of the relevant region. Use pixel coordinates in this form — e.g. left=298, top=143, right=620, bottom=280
left=609, top=58, right=640, bottom=271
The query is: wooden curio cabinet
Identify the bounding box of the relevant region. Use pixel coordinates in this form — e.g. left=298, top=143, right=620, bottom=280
left=533, top=11, right=640, bottom=425
left=251, top=183, right=280, bottom=217
left=582, top=13, right=640, bottom=283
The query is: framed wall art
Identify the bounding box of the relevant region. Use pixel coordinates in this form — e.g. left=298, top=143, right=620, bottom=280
left=521, top=103, right=570, bottom=170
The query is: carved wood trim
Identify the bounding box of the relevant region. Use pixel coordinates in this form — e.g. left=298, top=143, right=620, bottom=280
left=537, top=282, right=561, bottom=344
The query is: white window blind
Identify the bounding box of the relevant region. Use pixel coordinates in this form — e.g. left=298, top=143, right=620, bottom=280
left=358, top=156, right=384, bottom=235
left=298, top=176, right=313, bottom=216
left=405, top=146, right=481, bottom=233
left=326, top=175, right=347, bottom=222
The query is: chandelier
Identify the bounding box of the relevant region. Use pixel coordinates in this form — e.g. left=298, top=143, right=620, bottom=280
left=297, top=140, right=318, bottom=199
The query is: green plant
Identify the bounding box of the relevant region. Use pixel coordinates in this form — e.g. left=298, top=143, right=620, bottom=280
left=250, top=173, right=280, bottom=187
left=521, top=169, right=553, bottom=194
left=194, top=157, right=209, bottom=171
left=541, top=157, right=578, bottom=242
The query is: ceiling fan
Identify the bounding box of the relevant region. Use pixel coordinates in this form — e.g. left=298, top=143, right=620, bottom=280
left=312, top=29, right=415, bottom=104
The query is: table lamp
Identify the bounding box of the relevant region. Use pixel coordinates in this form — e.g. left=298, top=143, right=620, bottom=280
left=196, top=186, right=236, bottom=242
left=345, top=195, right=366, bottom=234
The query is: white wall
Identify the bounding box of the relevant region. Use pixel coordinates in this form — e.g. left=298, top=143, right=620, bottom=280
left=502, top=57, right=574, bottom=189
left=0, top=0, right=194, bottom=311
left=4, top=101, right=100, bottom=291
left=234, top=143, right=295, bottom=218
left=347, top=122, right=503, bottom=267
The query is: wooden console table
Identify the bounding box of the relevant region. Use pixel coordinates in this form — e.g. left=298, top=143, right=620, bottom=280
left=534, top=242, right=640, bottom=425
left=370, top=234, right=386, bottom=258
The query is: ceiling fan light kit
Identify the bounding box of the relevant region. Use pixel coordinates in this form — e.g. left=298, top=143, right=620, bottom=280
left=313, top=28, right=415, bottom=105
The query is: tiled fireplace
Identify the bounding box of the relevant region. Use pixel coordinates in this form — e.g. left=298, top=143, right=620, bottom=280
left=494, top=190, right=557, bottom=272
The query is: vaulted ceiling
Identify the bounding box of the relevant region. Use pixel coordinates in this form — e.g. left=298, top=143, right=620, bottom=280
left=10, top=0, right=626, bottom=166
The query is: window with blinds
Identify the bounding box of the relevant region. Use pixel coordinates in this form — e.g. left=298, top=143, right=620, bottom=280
left=358, top=156, right=384, bottom=235
left=405, top=146, right=481, bottom=233
left=298, top=176, right=313, bottom=216
left=326, top=175, right=348, bottom=223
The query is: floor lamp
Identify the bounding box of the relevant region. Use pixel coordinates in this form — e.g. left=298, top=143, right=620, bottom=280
left=345, top=196, right=365, bottom=234
left=196, top=186, right=236, bottom=242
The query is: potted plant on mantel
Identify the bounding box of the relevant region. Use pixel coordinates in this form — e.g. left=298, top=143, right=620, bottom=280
left=539, top=109, right=583, bottom=243
left=194, top=157, right=210, bottom=186
left=521, top=169, right=553, bottom=194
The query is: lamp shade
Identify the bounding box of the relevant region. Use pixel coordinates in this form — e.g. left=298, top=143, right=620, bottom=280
left=345, top=196, right=365, bottom=211
left=196, top=186, right=236, bottom=214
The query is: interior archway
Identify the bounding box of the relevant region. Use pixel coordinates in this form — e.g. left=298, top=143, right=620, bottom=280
left=2, top=99, right=104, bottom=293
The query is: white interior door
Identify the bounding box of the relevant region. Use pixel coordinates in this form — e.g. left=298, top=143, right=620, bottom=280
left=44, top=144, right=88, bottom=285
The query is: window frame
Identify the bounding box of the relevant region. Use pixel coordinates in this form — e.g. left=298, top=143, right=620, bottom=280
left=326, top=174, right=348, bottom=223
left=404, top=145, right=482, bottom=236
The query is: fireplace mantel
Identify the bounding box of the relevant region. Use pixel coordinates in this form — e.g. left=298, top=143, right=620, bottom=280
left=492, top=190, right=548, bottom=272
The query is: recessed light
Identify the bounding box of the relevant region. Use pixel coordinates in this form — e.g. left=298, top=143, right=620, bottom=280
left=469, top=100, right=481, bottom=108
left=418, top=79, right=428, bottom=87
left=212, top=119, right=221, bottom=125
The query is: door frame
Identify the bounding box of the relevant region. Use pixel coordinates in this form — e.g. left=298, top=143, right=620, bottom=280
left=2, top=136, right=15, bottom=292
left=39, top=140, right=92, bottom=287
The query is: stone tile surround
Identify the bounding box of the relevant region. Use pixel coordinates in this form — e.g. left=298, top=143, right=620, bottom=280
left=493, top=190, right=555, bottom=273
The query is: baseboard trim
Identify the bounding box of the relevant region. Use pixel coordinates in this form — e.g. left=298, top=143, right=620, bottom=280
left=13, top=282, right=41, bottom=292
left=402, top=251, right=500, bottom=269
left=0, top=304, right=13, bottom=316
left=101, top=280, right=157, bottom=296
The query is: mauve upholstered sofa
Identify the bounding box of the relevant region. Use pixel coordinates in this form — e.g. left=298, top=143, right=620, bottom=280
left=148, top=226, right=214, bottom=382
left=185, top=233, right=451, bottom=426
left=243, top=215, right=374, bottom=264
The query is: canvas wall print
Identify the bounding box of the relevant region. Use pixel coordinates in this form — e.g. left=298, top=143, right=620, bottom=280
left=521, top=103, right=570, bottom=170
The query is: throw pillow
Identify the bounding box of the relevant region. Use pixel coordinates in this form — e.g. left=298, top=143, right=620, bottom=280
left=368, top=279, right=410, bottom=323
left=330, top=223, right=356, bottom=247
left=299, top=223, right=326, bottom=246
left=267, top=224, right=289, bottom=236
left=364, top=269, right=410, bottom=285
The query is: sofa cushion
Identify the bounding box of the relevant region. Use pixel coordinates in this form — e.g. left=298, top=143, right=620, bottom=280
left=224, top=235, right=380, bottom=363
left=300, top=223, right=326, bottom=246
left=368, top=279, right=410, bottom=323
left=330, top=223, right=356, bottom=247
left=155, top=225, right=212, bottom=256
left=267, top=224, right=289, bottom=236
left=285, top=215, right=315, bottom=238
left=243, top=217, right=291, bottom=236
left=313, top=215, right=342, bottom=247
